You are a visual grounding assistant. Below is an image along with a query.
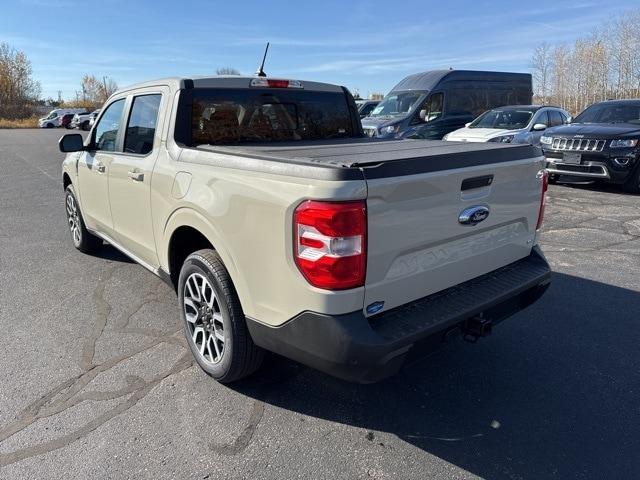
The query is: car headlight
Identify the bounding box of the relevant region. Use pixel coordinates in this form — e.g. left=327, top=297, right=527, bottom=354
left=488, top=135, right=514, bottom=143
left=380, top=125, right=399, bottom=135
left=442, top=133, right=450, bottom=141
left=610, top=139, right=638, bottom=148
left=540, top=135, right=553, bottom=145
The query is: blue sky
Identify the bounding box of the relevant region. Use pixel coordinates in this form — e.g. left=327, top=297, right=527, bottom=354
left=2, top=0, right=638, bottom=100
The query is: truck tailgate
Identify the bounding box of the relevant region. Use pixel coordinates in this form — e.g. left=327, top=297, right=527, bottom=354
left=362, top=147, right=545, bottom=315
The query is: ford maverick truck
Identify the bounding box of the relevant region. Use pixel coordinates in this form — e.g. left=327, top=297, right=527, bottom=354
left=59, top=76, right=551, bottom=383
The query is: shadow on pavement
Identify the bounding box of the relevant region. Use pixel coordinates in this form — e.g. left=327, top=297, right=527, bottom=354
left=88, top=243, right=135, bottom=263
left=554, top=178, right=639, bottom=196
left=233, top=272, right=640, bottom=479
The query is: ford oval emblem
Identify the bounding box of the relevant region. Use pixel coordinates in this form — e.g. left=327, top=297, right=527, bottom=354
left=459, top=205, right=490, bottom=226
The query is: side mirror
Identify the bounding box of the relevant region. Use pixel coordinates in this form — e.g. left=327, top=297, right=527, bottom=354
left=59, top=134, right=85, bottom=152
left=465, top=122, right=471, bottom=128
left=532, top=123, right=547, bottom=131
left=419, top=109, right=427, bottom=121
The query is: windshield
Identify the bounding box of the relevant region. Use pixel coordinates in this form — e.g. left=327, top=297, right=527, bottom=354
left=469, top=109, right=534, bottom=129
left=187, top=88, right=354, bottom=145
left=46, top=112, right=58, bottom=119
left=573, top=103, right=640, bottom=124
left=368, top=91, right=424, bottom=118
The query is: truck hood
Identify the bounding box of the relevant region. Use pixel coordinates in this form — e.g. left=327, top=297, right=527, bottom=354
left=548, top=123, right=640, bottom=138
left=446, top=127, right=518, bottom=142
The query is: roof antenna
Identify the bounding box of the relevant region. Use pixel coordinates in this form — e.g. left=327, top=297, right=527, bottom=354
left=255, top=42, right=270, bottom=77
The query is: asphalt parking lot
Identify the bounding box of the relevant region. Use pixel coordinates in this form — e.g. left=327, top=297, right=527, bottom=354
left=1, top=128, right=639, bottom=480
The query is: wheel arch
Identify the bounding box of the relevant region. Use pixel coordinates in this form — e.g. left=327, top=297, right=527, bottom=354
left=63, top=172, right=72, bottom=190
left=162, top=208, right=251, bottom=313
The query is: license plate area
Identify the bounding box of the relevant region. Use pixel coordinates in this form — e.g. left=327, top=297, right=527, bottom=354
left=562, top=152, right=582, bottom=165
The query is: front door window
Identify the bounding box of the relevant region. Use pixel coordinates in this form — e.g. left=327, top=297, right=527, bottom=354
left=94, top=99, right=125, bottom=151
left=422, top=93, right=443, bottom=122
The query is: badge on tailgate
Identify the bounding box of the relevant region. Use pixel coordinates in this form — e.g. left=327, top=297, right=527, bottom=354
left=459, top=205, right=490, bottom=226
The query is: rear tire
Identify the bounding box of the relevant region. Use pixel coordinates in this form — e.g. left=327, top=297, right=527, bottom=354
left=178, top=249, right=264, bottom=383
left=64, top=185, right=102, bottom=253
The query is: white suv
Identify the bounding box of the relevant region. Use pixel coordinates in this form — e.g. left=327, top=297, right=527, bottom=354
left=444, top=105, right=571, bottom=146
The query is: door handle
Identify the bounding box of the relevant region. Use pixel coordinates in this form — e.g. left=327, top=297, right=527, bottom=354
left=127, top=170, right=144, bottom=182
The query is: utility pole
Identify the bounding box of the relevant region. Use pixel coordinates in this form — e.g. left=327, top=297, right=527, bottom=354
left=102, top=76, right=108, bottom=100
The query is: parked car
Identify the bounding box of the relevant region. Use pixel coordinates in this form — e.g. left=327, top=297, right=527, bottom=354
left=88, top=109, right=101, bottom=128
left=356, top=99, right=379, bottom=118
left=541, top=99, right=640, bottom=192
left=443, top=105, right=571, bottom=146
left=70, top=111, right=94, bottom=130
left=38, top=108, right=86, bottom=128
left=59, top=75, right=550, bottom=384
left=60, top=113, right=76, bottom=129
left=361, top=70, right=532, bottom=140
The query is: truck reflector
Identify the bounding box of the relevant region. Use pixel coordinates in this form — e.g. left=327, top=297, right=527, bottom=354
left=536, top=169, right=549, bottom=230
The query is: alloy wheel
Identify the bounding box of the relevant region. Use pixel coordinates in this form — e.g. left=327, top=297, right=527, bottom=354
left=183, top=273, right=225, bottom=364
left=65, top=193, right=81, bottom=245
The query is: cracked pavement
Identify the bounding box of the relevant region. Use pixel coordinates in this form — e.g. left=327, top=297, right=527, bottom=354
left=0, top=129, right=638, bottom=479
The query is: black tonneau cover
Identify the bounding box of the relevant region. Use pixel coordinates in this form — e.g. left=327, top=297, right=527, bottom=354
left=196, top=139, right=541, bottom=179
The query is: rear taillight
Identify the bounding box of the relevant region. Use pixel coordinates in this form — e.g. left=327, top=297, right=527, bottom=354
left=536, top=169, right=549, bottom=230
left=293, top=200, right=366, bottom=290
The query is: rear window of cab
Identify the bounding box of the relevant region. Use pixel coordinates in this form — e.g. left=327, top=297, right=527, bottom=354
left=179, top=88, right=355, bottom=145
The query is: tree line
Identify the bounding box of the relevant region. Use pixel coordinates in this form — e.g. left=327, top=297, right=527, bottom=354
left=0, top=43, right=41, bottom=119
left=0, top=41, right=118, bottom=118
left=531, top=9, right=640, bottom=115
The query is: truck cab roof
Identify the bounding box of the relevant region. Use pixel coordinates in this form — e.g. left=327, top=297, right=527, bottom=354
left=115, top=76, right=344, bottom=96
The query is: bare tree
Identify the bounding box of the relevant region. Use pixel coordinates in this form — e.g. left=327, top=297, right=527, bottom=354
left=0, top=43, right=41, bottom=119
left=64, top=74, right=118, bottom=109
left=100, top=76, right=118, bottom=101
left=216, top=67, right=241, bottom=75
left=531, top=43, right=552, bottom=104
left=551, top=45, right=570, bottom=110
left=531, top=8, right=640, bottom=114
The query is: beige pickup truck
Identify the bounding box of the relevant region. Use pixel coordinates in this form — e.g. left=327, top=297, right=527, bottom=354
left=59, top=76, right=551, bottom=383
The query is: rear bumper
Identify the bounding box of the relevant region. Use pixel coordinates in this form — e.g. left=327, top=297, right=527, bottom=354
left=247, top=247, right=551, bottom=383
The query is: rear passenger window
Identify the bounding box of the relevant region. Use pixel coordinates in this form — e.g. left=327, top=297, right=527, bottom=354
left=124, top=94, right=161, bottom=155
left=94, top=99, right=125, bottom=152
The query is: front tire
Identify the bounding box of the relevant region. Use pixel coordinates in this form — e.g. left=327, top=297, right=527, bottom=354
left=623, top=166, right=640, bottom=194
left=178, top=249, right=263, bottom=383
left=65, top=185, right=102, bottom=253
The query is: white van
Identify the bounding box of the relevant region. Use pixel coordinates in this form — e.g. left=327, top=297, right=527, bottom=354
left=38, top=109, right=86, bottom=128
